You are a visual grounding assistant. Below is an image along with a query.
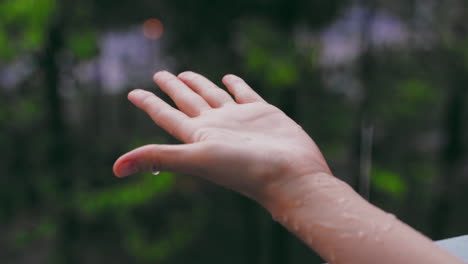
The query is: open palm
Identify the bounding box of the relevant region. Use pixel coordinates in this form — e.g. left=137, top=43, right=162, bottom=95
left=114, top=71, right=330, bottom=200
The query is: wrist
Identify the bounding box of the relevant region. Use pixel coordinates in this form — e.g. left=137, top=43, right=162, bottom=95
left=258, top=170, right=353, bottom=217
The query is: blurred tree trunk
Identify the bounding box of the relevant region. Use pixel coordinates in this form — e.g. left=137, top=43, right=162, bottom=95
left=351, top=1, right=377, bottom=200
left=429, top=3, right=468, bottom=238
left=43, top=13, right=66, bottom=177
left=430, top=49, right=467, bottom=239
left=240, top=197, right=262, bottom=264
left=41, top=3, right=78, bottom=263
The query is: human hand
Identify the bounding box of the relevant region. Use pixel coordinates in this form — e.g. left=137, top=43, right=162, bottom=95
left=112, top=71, right=466, bottom=264
left=113, top=71, right=331, bottom=201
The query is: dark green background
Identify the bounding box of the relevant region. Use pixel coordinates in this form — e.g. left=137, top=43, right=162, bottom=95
left=0, top=0, right=467, bottom=263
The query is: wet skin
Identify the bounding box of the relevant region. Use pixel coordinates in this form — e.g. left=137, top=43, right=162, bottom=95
left=114, top=71, right=464, bottom=264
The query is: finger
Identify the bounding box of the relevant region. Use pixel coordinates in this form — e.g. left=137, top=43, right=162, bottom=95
left=128, top=89, right=193, bottom=142
left=113, top=143, right=207, bottom=178
left=113, top=142, right=266, bottom=198
left=177, top=71, right=235, bottom=107
left=153, top=71, right=211, bottom=117
left=222, top=74, right=266, bottom=104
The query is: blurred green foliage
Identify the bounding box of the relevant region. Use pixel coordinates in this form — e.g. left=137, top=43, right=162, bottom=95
left=125, top=203, right=205, bottom=262
left=395, top=79, right=435, bottom=116
left=68, top=29, right=98, bottom=59
left=0, top=0, right=467, bottom=263
left=0, top=0, right=56, bottom=59
left=15, top=220, right=57, bottom=248
left=78, top=173, right=174, bottom=215
left=242, top=20, right=299, bottom=87
left=372, top=167, right=407, bottom=198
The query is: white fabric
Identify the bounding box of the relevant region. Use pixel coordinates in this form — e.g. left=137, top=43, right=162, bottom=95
left=436, top=235, right=468, bottom=261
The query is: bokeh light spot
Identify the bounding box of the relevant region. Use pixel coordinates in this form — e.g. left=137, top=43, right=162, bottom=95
left=143, top=19, right=164, bottom=40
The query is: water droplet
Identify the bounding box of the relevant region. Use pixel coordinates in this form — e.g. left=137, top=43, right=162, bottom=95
left=382, top=222, right=393, bottom=231
left=357, top=231, right=365, bottom=239
left=382, top=213, right=396, bottom=231
left=293, top=222, right=299, bottom=231
left=272, top=214, right=279, bottom=222
left=337, top=197, right=347, bottom=204
left=151, top=166, right=160, bottom=175
left=317, top=222, right=337, bottom=230
left=341, top=212, right=358, bottom=221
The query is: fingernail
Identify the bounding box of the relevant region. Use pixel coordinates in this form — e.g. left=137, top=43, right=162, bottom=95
left=225, top=74, right=239, bottom=82
left=154, top=70, right=169, bottom=78
left=178, top=71, right=194, bottom=79
left=128, top=89, right=145, bottom=100
left=130, top=89, right=143, bottom=95
left=118, top=160, right=139, bottom=177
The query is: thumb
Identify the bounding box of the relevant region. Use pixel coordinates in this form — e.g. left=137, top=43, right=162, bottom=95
left=113, top=143, right=206, bottom=178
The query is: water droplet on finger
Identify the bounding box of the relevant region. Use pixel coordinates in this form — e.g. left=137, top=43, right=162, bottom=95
left=151, top=166, right=160, bottom=175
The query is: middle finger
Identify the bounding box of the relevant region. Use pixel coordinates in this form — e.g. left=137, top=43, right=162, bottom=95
left=153, top=71, right=211, bottom=117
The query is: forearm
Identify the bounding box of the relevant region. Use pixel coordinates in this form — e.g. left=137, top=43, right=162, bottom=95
left=260, top=172, right=464, bottom=264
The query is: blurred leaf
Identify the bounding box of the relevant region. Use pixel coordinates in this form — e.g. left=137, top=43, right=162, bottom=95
left=0, top=0, right=55, bottom=23
left=0, top=26, right=14, bottom=59
left=246, top=47, right=269, bottom=71
left=0, top=0, right=56, bottom=59
left=15, top=219, right=57, bottom=247
left=241, top=19, right=299, bottom=88
left=378, top=78, right=436, bottom=119
left=128, top=229, right=186, bottom=262
left=372, top=168, right=407, bottom=198
left=413, top=164, right=436, bottom=182
left=266, top=57, right=298, bottom=86
left=15, top=100, right=40, bottom=122
left=23, top=24, right=44, bottom=49
left=69, top=30, right=98, bottom=59
left=399, top=79, right=432, bottom=103
left=125, top=205, right=205, bottom=262
left=78, top=173, right=175, bottom=215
